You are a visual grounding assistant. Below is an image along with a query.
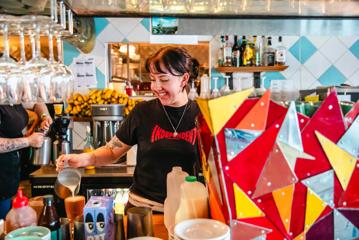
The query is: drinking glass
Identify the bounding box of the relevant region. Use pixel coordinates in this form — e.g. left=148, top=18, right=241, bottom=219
left=220, top=75, right=231, bottom=95
left=211, top=77, right=221, bottom=98
left=188, top=81, right=198, bottom=100
left=64, top=195, right=86, bottom=223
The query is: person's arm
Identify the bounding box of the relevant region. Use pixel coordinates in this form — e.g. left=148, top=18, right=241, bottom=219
left=56, top=135, right=131, bottom=171
left=33, top=103, right=53, bottom=131
left=0, top=133, right=44, bottom=153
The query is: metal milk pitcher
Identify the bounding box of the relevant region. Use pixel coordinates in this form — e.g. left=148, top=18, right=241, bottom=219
left=32, top=136, right=52, bottom=166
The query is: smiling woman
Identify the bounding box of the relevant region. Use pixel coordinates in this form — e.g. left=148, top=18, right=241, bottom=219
left=56, top=46, right=202, bottom=213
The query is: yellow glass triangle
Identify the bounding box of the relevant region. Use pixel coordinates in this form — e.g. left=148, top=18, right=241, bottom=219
left=294, top=232, right=305, bottom=240
left=272, top=184, right=294, bottom=233
left=304, top=189, right=326, bottom=232
left=315, top=131, right=356, bottom=190
left=233, top=183, right=265, bottom=219
left=197, top=88, right=253, bottom=135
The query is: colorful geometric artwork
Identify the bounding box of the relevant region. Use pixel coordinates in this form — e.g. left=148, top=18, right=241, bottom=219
left=196, top=89, right=359, bottom=239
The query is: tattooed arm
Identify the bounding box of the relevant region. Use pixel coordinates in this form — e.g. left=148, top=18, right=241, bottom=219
left=0, top=132, right=44, bottom=153
left=56, top=135, right=131, bottom=170
left=0, top=137, right=29, bottom=153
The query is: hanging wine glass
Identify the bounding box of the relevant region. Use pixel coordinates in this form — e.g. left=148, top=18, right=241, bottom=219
left=211, top=77, right=221, bottom=98
left=0, top=18, right=19, bottom=104
left=220, top=75, right=231, bottom=95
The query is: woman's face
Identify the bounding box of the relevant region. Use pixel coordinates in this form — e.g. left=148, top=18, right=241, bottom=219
left=150, top=71, right=189, bottom=107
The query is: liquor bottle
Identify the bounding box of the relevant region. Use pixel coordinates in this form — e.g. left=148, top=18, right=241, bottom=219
left=232, top=35, right=240, bottom=67
left=239, top=36, right=247, bottom=66
left=243, top=37, right=254, bottom=66
left=275, top=36, right=286, bottom=66
left=223, top=35, right=232, bottom=67
left=217, top=35, right=225, bottom=67
left=38, top=195, right=61, bottom=240
left=263, top=37, right=275, bottom=66
left=253, top=36, right=261, bottom=66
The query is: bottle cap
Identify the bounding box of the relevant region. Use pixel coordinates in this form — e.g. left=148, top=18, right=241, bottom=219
left=42, top=195, right=54, bottom=205
left=185, top=176, right=197, bottom=182
left=12, top=188, right=29, bottom=208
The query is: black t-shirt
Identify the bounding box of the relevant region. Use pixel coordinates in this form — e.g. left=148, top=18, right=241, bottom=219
left=0, top=104, right=28, bottom=200
left=116, top=99, right=200, bottom=203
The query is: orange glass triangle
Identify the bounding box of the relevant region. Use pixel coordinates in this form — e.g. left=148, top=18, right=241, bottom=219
left=272, top=184, right=295, bottom=233
left=236, top=89, right=271, bottom=131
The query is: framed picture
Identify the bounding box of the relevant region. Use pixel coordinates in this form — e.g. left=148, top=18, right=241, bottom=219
left=151, top=17, right=178, bottom=35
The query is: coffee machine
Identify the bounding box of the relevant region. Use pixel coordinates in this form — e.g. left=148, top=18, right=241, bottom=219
left=91, top=104, right=124, bottom=147
left=52, top=116, right=72, bottom=160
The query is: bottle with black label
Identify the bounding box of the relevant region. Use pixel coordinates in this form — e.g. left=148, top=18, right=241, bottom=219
left=38, top=195, right=61, bottom=240
left=232, top=35, right=240, bottom=67
left=263, top=37, right=275, bottom=66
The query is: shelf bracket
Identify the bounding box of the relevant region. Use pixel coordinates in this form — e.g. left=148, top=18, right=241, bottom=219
left=253, top=72, right=261, bottom=88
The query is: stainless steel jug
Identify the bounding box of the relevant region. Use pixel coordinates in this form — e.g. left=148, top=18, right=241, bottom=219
left=54, top=167, right=81, bottom=199
left=32, top=136, right=52, bottom=166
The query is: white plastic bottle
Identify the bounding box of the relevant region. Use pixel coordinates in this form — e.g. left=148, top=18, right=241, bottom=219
left=164, top=167, right=188, bottom=237
left=174, top=176, right=209, bottom=225
left=5, top=189, right=37, bottom=233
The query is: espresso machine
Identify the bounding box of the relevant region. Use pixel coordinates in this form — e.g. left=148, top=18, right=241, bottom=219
left=52, top=116, right=72, bottom=160
left=91, top=104, right=124, bottom=147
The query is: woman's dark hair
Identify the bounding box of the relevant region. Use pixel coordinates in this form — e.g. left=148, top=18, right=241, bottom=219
left=145, top=46, right=199, bottom=82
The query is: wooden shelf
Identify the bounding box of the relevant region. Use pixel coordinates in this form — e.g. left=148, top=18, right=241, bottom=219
left=215, top=65, right=288, bottom=73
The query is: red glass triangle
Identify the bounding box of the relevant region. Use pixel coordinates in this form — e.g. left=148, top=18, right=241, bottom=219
left=239, top=217, right=286, bottom=240
left=338, top=164, right=359, bottom=208
left=224, top=116, right=285, bottom=196
left=345, top=101, right=359, bottom=128
left=252, top=143, right=297, bottom=198
left=231, top=219, right=272, bottom=240
left=289, top=182, right=307, bottom=238
left=295, top=91, right=346, bottom=180
left=197, top=113, right=213, bottom=160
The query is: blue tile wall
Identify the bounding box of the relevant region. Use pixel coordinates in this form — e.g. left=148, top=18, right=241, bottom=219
left=63, top=17, right=359, bottom=90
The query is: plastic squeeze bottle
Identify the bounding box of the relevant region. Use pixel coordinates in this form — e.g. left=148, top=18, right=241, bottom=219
left=164, top=167, right=188, bottom=236
left=174, top=176, right=209, bottom=225
left=5, top=189, right=37, bottom=232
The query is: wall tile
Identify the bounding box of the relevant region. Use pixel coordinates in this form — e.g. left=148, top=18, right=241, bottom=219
left=335, top=52, right=359, bottom=78
left=319, top=37, right=347, bottom=63
left=300, top=66, right=317, bottom=89
left=97, top=23, right=125, bottom=44
left=318, top=66, right=346, bottom=86
left=289, top=36, right=317, bottom=64
left=304, top=51, right=331, bottom=79
left=108, top=17, right=142, bottom=36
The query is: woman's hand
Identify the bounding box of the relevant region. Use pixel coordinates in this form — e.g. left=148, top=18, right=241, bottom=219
left=27, top=132, right=45, bottom=148
left=40, top=115, right=53, bottom=131
left=56, top=153, right=94, bottom=172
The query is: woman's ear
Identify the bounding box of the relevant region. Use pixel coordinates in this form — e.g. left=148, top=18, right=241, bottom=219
left=181, top=73, right=190, bottom=88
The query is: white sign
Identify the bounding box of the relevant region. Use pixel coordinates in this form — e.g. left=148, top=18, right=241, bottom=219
left=72, top=56, right=97, bottom=93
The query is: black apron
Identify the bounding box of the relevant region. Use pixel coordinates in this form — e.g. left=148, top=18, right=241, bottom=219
left=0, top=104, right=28, bottom=200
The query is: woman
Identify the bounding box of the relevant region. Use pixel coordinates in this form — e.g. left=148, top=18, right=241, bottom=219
left=56, top=47, right=200, bottom=212
left=0, top=102, right=52, bottom=219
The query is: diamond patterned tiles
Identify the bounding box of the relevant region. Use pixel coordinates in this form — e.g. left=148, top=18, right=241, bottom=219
left=289, top=36, right=317, bottom=64
left=263, top=72, right=286, bottom=89
left=94, top=17, right=109, bottom=36
left=319, top=66, right=346, bottom=86
left=350, top=39, right=359, bottom=60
